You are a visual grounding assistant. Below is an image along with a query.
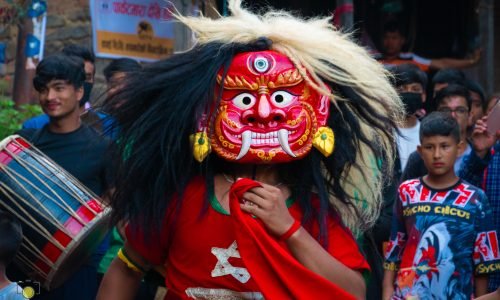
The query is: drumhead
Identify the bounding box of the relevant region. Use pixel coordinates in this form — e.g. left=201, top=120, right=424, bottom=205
left=44, top=207, right=111, bottom=290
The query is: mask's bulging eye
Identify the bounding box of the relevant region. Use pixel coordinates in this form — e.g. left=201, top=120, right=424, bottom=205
left=254, top=56, right=270, bottom=73
left=232, top=93, right=257, bottom=109
left=271, top=91, right=294, bottom=107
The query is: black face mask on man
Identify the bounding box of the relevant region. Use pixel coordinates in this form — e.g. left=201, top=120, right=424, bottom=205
left=400, top=92, right=423, bottom=116
left=79, top=82, right=93, bottom=107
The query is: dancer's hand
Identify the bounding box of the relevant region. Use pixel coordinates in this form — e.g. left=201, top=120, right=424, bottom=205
left=240, top=183, right=295, bottom=237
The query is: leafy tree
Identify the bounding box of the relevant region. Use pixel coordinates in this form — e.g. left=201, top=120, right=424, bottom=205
left=0, top=79, right=41, bottom=139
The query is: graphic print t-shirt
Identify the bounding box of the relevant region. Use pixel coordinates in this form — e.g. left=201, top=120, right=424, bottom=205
left=384, top=178, right=500, bottom=300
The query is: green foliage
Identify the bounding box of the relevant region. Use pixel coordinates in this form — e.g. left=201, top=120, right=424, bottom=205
left=0, top=97, right=42, bottom=140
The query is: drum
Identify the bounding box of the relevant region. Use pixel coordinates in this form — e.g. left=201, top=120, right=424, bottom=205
left=0, top=135, right=110, bottom=290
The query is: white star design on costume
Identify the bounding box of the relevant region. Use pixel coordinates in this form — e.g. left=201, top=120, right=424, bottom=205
left=211, top=241, right=250, bottom=283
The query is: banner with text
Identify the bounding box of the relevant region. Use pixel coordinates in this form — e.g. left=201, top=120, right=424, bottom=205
left=90, top=0, right=175, bottom=62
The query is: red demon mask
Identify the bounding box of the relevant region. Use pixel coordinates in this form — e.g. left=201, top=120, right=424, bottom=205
left=210, top=50, right=330, bottom=163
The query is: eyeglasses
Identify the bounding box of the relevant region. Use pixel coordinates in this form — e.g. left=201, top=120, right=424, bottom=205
left=437, top=106, right=468, bottom=116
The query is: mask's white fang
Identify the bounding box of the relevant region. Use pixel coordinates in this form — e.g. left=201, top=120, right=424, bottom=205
left=236, top=130, right=252, bottom=160
left=278, top=129, right=296, bottom=157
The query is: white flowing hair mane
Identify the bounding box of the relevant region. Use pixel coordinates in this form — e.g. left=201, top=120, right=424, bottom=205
left=176, top=0, right=404, bottom=233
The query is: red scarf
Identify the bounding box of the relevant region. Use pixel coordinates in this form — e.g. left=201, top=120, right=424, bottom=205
left=229, top=178, right=355, bottom=299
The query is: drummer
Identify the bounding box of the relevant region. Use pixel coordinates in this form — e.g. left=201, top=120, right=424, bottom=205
left=15, top=53, right=112, bottom=300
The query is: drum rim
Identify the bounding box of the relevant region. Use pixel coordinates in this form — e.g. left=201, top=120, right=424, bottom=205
left=0, top=134, right=22, bottom=149
left=43, top=206, right=111, bottom=290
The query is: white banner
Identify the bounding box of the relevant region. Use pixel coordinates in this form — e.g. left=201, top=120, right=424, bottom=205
left=89, top=0, right=175, bottom=62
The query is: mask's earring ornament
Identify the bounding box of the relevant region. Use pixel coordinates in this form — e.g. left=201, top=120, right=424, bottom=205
left=190, top=130, right=211, bottom=162
left=313, top=126, right=335, bottom=157
left=191, top=114, right=211, bottom=162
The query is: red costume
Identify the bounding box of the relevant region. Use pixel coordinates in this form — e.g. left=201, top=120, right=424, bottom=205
left=127, top=177, right=369, bottom=299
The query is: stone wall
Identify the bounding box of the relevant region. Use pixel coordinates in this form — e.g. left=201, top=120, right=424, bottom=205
left=0, top=0, right=94, bottom=100
left=0, top=0, right=212, bottom=103
left=44, top=9, right=92, bottom=56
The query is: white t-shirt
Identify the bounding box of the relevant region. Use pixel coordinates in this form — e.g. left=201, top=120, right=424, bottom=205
left=397, top=121, right=421, bottom=172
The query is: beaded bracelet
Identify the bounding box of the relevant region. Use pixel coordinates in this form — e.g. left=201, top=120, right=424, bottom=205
left=279, top=220, right=301, bottom=241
